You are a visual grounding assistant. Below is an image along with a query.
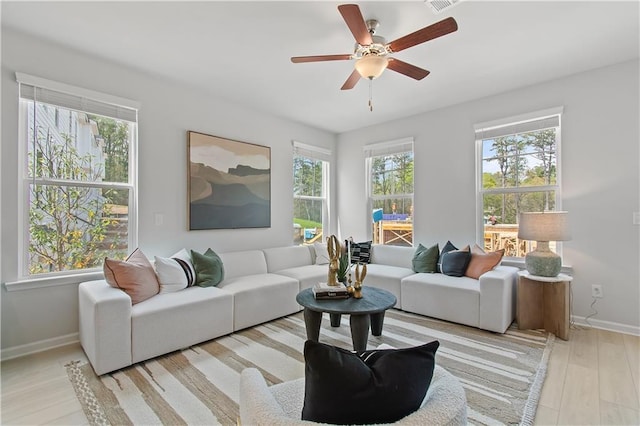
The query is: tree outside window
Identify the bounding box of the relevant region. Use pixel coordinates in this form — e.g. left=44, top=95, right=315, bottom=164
left=479, top=116, right=560, bottom=257
left=367, top=141, right=414, bottom=246
left=22, top=96, right=135, bottom=276
left=293, top=150, right=328, bottom=245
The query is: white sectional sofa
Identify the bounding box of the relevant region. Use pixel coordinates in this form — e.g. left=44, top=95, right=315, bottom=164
left=79, top=244, right=519, bottom=375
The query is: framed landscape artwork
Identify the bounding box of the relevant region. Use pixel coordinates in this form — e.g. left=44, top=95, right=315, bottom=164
left=187, top=131, right=271, bottom=230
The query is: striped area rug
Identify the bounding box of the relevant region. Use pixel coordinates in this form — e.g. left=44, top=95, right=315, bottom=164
left=66, top=309, right=553, bottom=426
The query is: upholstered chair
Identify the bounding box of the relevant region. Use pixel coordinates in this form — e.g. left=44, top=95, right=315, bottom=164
left=239, top=364, right=467, bottom=425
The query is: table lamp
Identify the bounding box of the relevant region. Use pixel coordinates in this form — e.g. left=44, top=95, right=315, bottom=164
left=518, top=211, right=571, bottom=277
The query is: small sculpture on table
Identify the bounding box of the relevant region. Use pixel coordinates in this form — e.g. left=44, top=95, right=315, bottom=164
left=352, top=263, right=366, bottom=299
left=326, top=235, right=341, bottom=286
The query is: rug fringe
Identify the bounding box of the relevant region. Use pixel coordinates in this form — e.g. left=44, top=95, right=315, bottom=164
left=65, top=360, right=110, bottom=426
left=519, top=332, right=555, bottom=426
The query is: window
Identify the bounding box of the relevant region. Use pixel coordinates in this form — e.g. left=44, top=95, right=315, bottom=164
left=475, top=107, right=562, bottom=257
left=17, top=73, right=138, bottom=277
left=365, top=138, right=414, bottom=246
left=293, top=141, right=330, bottom=245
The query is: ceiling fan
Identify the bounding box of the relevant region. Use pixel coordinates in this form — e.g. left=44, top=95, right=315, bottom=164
left=290, top=4, right=458, bottom=91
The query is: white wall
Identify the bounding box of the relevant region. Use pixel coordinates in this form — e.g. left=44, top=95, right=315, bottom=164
left=1, top=28, right=336, bottom=352
left=337, top=59, right=640, bottom=332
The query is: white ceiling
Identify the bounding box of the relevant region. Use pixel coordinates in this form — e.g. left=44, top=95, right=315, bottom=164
left=2, top=1, right=639, bottom=133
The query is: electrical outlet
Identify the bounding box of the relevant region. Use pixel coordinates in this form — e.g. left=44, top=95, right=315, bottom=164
left=592, top=284, right=603, bottom=298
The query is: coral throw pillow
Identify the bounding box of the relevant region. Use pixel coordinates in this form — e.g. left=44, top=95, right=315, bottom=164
left=465, top=244, right=505, bottom=279
left=103, top=248, right=159, bottom=304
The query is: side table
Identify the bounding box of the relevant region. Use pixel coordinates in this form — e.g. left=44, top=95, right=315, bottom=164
left=517, top=271, right=573, bottom=340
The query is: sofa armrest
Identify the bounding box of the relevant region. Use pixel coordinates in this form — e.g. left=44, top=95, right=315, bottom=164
left=478, top=266, right=519, bottom=333
left=79, top=280, right=132, bottom=375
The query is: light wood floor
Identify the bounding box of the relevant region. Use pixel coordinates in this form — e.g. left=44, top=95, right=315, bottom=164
left=1, top=326, right=638, bottom=425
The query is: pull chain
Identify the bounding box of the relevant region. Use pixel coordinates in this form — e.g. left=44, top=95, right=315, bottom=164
left=368, top=78, right=373, bottom=112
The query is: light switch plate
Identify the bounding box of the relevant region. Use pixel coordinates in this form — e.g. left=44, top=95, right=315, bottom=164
left=634, top=212, right=640, bottom=225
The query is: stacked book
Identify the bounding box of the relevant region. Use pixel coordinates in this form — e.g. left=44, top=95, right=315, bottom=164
left=312, top=282, right=349, bottom=300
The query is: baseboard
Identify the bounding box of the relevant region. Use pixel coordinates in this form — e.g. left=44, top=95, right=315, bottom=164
left=1, top=332, right=79, bottom=361
left=571, top=315, right=640, bottom=336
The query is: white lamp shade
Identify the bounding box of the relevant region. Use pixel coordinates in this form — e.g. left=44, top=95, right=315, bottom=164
left=518, top=211, right=571, bottom=242
left=354, top=55, right=388, bottom=79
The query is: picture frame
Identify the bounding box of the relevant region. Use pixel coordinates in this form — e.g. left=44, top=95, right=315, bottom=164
left=187, top=131, right=271, bottom=230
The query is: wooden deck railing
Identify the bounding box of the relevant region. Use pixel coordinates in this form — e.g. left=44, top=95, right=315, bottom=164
left=484, top=224, right=534, bottom=257
left=373, top=220, right=413, bottom=246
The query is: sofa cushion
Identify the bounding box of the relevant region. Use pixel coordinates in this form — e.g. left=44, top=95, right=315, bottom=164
left=302, top=339, right=440, bottom=424
left=401, top=273, right=480, bottom=329
left=465, top=244, right=504, bottom=279
left=218, top=250, right=268, bottom=279
left=312, top=242, right=330, bottom=265
left=131, top=286, right=233, bottom=363
left=275, top=264, right=327, bottom=291
left=370, top=244, right=414, bottom=269
left=412, top=243, right=439, bottom=273
left=440, top=246, right=471, bottom=277
left=358, top=264, right=413, bottom=309
left=263, top=246, right=313, bottom=272
left=103, top=248, right=159, bottom=304
left=191, top=248, right=224, bottom=287
left=218, top=273, right=300, bottom=330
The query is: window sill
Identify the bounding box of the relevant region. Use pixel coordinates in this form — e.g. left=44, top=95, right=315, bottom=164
left=4, top=271, right=104, bottom=292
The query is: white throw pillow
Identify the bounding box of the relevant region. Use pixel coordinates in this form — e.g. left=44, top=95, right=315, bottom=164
left=172, top=248, right=196, bottom=284
left=153, top=248, right=196, bottom=293
left=314, top=242, right=330, bottom=265
left=154, top=256, right=189, bottom=293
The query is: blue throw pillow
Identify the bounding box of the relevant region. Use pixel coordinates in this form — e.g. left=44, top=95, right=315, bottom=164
left=440, top=246, right=471, bottom=277
left=437, top=240, right=458, bottom=273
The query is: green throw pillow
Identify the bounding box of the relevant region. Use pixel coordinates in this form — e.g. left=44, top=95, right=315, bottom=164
left=191, top=248, right=224, bottom=287
left=412, top=243, right=439, bottom=273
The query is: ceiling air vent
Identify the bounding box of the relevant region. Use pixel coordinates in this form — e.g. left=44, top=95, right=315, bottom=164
left=425, top=0, right=461, bottom=14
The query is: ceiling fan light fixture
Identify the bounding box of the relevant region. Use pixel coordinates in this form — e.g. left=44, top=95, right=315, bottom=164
left=355, top=55, right=389, bottom=79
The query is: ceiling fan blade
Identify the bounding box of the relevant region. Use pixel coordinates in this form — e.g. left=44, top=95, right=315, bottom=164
left=387, top=17, right=458, bottom=53
left=387, top=58, right=430, bottom=80
left=291, top=54, right=352, bottom=63
left=338, top=4, right=373, bottom=46
left=341, top=69, right=361, bottom=90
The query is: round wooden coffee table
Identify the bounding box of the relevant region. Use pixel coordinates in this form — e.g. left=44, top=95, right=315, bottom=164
left=296, top=287, right=397, bottom=351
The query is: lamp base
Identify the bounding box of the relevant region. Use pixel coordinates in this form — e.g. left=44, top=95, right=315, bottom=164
left=524, top=241, right=561, bottom=277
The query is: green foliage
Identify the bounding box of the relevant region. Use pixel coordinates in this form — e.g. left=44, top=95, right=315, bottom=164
left=337, top=253, right=349, bottom=282
left=27, top=106, right=130, bottom=275
left=28, top=133, right=116, bottom=274
left=371, top=152, right=414, bottom=215
left=293, top=155, right=323, bottom=223
left=482, top=129, right=558, bottom=224
left=294, top=218, right=322, bottom=229
left=91, top=115, right=129, bottom=204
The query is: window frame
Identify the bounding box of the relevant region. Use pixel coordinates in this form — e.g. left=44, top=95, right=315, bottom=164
left=16, top=73, right=139, bottom=280
left=364, top=137, right=414, bottom=246
left=474, top=107, right=563, bottom=259
left=292, top=141, right=331, bottom=245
